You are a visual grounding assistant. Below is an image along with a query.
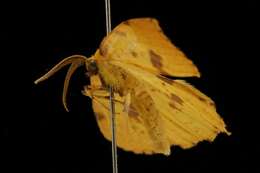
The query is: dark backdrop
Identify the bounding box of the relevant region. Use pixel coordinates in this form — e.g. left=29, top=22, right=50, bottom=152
left=2, top=0, right=258, bottom=172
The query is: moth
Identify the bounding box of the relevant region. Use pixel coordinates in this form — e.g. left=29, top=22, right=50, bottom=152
left=35, top=18, right=230, bottom=155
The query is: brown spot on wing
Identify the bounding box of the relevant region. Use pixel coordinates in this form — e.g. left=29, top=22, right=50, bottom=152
left=210, top=102, right=216, bottom=108
left=121, top=73, right=127, bottom=80
left=137, top=91, right=146, bottom=98
left=170, top=94, right=183, bottom=105
left=145, top=107, right=150, bottom=112
left=95, top=112, right=106, bottom=121
left=165, top=36, right=171, bottom=43
left=157, top=75, right=174, bottom=85
left=127, top=104, right=142, bottom=123
left=149, top=50, right=163, bottom=69
left=128, top=105, right=139, bottom=117
left=123, top=21, right=130, bottom=25
left=169, top=102, right=181, bottom=111
left=174, top=82, right=216, bottom=108
left=100, top=40, right=108, bottom=56
left=99, top=76, right=108, bottom=88
left=131, top=51, right=137, bottom=57
left=149, top=18, right=155, bottom=22
left=198, top=97, right=206, bottom=102
left=114, top=30, right=127, bottom=37
left=199, top=96, right=216, bottom=108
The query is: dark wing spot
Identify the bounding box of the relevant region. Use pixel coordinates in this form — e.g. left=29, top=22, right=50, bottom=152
left=123, top=21, right=130, bottom=25
left=114, top=31, right=127, bottom=37
left=131, top=51, right=138, bottom=57
left=171, top=94, right=183, bottom=105
left=198, top=97, right=206, bottom=102
left=128, top=104, right=141, bottom=122
left=118, top=89, right=124, bottom=97
left=103, top=96, right=110, bottom=99
left=149, top=50, right=163, bottom=69
left=160, top=69, right=171, bottom=76
left=149, top=18, right=155, bottom=22
left=145, top=107, right=150, bottom=112
left=157, top=75, right=174, bottom=85
left=198, top=96, right=216, bottom=108
left=165, top=36, right=171, bottom=42
left=121, top=73, right=127, bottom=80
left=210, top=102, right=216, bottom=108
left=128, top=106, right=139, bottom=117
left=100, top=40, right=108, bottom=56
left=95, top=112, right=106, bottom=121
left=137, top=91, right=146, bottom=98
left=169, top=102, right=181, bottom=111
left=99, top=76, right=108, bottom=88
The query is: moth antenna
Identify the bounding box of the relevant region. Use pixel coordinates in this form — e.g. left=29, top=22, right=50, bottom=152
left=34, top=55, right=87, bottom=112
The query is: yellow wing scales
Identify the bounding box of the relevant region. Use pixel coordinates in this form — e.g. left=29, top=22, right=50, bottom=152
left=35, top=18, right=230, bottom=156
left=130, top=85, right=171, bottom=155
left=99, top=18, right=200, bottom=77
left=83, top=75, right=160, bottom=154
left=110, top=61, right=230, bottom=152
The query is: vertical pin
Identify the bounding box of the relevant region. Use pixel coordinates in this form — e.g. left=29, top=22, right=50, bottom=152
left=104, top=1, right=118, bottom=173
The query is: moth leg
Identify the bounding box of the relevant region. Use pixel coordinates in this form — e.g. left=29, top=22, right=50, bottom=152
left=86, top=85, right=107, bottom=92
left=82, top=85, right=123, bottom=104
left=86, top=90, right=124, bottom=116
left=82, top=85, right=108, bottom=98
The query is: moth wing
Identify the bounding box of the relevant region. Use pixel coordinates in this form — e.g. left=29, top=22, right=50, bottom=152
left=111, top=61, right=230, bottom=150
left=129, top=85, right=172, bottom=155
left=82, top=75, right=160, bottom=154
left=99, top=18, right=200, bottom=77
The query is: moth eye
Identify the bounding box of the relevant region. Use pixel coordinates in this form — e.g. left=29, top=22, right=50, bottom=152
left=86, top=60, right=98, bottom=75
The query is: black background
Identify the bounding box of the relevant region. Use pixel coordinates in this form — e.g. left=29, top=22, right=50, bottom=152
left=2, top=0, right=259, bottom=172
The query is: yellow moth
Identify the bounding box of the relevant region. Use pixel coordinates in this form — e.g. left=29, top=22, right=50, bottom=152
left=35, top=18, right=231, bottom=155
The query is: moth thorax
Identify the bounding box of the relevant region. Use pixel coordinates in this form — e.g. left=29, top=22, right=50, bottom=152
left=85, top=59, right=98, bottom=76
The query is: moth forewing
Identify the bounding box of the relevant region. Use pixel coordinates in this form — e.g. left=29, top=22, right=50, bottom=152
left=35, top=18, right=230, bottom=156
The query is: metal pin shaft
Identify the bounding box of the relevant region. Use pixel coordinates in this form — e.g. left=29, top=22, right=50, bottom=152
left=105, top=1, right=118, bottom=173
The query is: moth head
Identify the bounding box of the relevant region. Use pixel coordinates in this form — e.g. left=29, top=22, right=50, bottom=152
left=34, top=55, right=90, bottom=112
